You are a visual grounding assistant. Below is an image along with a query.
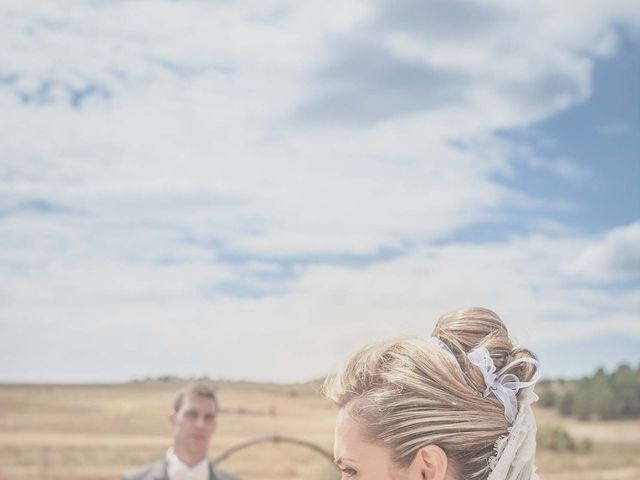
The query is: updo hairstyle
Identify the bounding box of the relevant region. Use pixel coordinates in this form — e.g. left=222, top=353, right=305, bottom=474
left=324, top=307, right=538, bottom=480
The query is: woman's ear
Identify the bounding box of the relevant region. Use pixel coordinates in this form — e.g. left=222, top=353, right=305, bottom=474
left=410, top=444, right=448, bottom=480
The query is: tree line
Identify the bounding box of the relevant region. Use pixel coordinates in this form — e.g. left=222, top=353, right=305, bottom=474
left=537, top=363, right=640, bottom=420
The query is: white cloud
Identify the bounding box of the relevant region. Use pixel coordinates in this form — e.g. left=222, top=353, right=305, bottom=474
left=569, top=222, right=640, bottom=280
left=1, top=224, right=638, bottom=382
left=0, top=0, right=638, bottom=381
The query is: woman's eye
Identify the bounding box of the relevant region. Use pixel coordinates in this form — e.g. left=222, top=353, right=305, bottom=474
left=340, top=467, right=357, bottom=478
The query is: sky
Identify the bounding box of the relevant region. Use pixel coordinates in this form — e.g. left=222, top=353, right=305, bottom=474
left=1, top=0, right=639, bottom=383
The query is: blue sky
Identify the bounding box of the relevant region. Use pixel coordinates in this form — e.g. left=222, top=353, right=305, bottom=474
left=0, top=0, right=638, bottom=383
left=508, top=39, right=639, bottom=231
left=447, top=38, right=639, bottom=253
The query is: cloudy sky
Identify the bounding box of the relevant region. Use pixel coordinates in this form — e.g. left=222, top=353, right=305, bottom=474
left=1, top=0, right=639, bottom=383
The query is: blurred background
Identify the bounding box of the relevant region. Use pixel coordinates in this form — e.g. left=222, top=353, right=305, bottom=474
left=1, top=0, right=639, bottom=479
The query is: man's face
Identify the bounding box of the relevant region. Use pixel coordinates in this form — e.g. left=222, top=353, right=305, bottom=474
left=169, top=393, right=217, bottom=460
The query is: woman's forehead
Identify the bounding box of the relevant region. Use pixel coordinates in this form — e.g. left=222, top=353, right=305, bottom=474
left=334, top=409, right=385, bottom=457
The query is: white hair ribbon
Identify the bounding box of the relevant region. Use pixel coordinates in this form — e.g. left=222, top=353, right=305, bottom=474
left=467, top=346, right=539, bottom=424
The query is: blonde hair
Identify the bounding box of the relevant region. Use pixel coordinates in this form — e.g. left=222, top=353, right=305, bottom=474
left=173, top=381, right=218, bottom=412
left=324, top=307, right=538, bottom=480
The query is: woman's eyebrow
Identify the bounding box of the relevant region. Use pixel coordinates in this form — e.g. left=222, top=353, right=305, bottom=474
left=334, top=457, right=357, bottom=465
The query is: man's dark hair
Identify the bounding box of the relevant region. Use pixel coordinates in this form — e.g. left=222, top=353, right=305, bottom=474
left=173, top=381, right=218, bottom=412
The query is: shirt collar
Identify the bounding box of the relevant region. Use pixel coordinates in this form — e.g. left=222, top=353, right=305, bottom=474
left=165, top=448, right=209, bottom=480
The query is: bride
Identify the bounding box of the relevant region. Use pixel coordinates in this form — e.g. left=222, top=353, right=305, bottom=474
left=324, top=307, right=539, bottom=480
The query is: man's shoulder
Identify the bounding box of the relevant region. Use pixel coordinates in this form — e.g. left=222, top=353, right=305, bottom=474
left=122, top=459, right=166, bottom=480
left=212, top=465, right=242, bottom=480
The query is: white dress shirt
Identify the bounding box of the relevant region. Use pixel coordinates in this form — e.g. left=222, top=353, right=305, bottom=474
left=165, top=449, right=210, bottom=480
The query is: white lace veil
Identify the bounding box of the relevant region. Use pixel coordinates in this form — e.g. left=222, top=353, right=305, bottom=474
left=487, top=385, right=539, bottom=480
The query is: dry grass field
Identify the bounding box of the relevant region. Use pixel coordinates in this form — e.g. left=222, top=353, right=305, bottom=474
left=0, top=381, right=638, bottom=480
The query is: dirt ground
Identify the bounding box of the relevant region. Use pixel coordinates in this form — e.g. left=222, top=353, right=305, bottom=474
left=0, top=382, right=638, bottom=480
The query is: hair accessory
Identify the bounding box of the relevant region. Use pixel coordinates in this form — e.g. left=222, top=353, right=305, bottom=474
left=467, top=346, right=539, bottom=424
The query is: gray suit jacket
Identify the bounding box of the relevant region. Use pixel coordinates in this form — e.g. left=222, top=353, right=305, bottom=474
left=122, top=459, right=241, bottom=480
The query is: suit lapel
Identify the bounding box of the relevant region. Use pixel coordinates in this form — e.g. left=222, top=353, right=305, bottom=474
left=208, top=462, right=218, bottom=480
left=151, top=459, right=170, bottom=480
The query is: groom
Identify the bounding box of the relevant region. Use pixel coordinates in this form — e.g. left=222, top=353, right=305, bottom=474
left=123, top=382, right=241, bottom=480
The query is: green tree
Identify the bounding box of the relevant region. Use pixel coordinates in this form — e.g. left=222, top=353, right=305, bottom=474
left=537, top=424, right=577, bottom=451
left=538, top=388, right=558, bottom=408
left=611, top=364, right=640, bottom=417
left=552, top=363, right=640, bottom=420
left=558, top=390, right=576, bottom=416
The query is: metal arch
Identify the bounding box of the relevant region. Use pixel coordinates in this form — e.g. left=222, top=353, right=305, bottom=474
left=212, top=434, right=336, bottom=467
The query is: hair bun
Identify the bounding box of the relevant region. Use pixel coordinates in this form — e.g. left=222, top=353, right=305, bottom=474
left=433, top=307, right=538, bottom=392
